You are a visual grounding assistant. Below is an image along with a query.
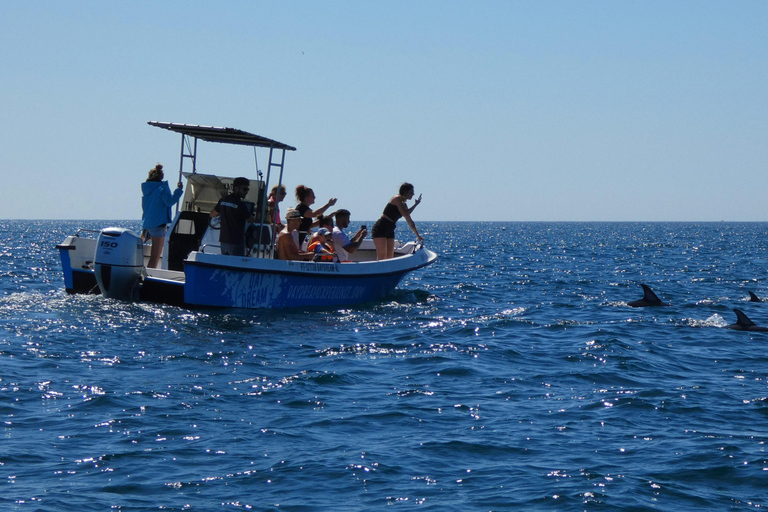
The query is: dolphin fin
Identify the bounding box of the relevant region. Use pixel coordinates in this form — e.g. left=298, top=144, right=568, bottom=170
left=733, top=308, right=757, bottom=328
left=749, top=291, right=761, bottom=302
left=641, top=284, right=662, bottom=304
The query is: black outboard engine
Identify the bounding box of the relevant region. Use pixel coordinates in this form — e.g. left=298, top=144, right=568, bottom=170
left=94, top=228, right=143, bottom=299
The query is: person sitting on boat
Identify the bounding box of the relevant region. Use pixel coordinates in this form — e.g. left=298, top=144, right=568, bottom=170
left=332, top=209, right=367, bottom=262
left=267, top=183, right=287, bottom=233
left=307, top=228, right=338, bottom=262
left=305, top=215, right=334, bottom=249
left=141, top=163, right=183, bottom=268
left=276, top=208, right=314, bottom=261
left=372, top=183, right=423, bottom=260
left=295, top=185, right=337, bottom=247
left=210, top=177, right=255, bottom=257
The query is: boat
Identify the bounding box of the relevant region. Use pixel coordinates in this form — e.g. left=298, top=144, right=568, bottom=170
left=56, top=122, right=437, bottom=308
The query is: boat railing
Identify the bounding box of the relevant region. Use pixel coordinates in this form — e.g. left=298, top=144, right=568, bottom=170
left=198, top=243, right=275, bottom=259
left=199, top=244, right=224, bottom=254
left=395, top=241, right=422, bottom=255
left=74, top=228, right=102, bottom=238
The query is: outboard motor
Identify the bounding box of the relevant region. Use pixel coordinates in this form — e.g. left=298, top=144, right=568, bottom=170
left=94, top=228, right=143, bottom=299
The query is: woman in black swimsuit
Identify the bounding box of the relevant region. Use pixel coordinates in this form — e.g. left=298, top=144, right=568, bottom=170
left=372, top=182, right=423, bottom=260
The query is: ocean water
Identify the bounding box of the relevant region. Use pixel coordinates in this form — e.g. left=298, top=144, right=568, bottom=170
left=2, top=220, right=768, bottom=511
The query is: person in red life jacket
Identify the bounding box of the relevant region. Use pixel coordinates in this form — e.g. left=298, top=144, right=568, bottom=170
left=307, top=228, right=337, bottom=262
left=306, top=215, right=334, bottom=250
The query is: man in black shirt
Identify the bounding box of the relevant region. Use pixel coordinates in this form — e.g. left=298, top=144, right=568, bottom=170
left=210, top=177, right=255, bottom=256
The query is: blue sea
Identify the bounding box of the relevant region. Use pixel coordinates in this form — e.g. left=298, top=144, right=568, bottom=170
left=3, top=220, right=768, bottom=511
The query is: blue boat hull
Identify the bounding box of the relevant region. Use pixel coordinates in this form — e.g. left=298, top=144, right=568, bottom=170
left=58, top=230, right=437, bottom=309
left=184, top=262, right=409, bottom=308
left=182, top=247, right=436, bottom=308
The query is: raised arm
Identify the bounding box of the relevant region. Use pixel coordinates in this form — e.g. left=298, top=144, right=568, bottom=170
left=312, top=198, right=338, bottom=218
left=395, top=197, right=423, bottom=242
left=407, top=194, right=422, bottom=214
left=161, top=182, right=184, bottom=207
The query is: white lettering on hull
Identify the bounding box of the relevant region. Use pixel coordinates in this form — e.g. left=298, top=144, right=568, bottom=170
left=285, top=285, right=367, bottom=301
left=204, top=268, right=372, bottom=307
left=287, top=261, right=340, bottom=273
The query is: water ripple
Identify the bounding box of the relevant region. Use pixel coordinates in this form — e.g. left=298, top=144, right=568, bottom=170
left=4, top=221, right=768, bottom=509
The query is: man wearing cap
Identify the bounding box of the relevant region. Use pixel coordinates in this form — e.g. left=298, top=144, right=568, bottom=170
left=332, top=209, right=367, bottom=262
left=276, top=208, right=313, bottom=261
left=210, top=177, right=255, bottom=256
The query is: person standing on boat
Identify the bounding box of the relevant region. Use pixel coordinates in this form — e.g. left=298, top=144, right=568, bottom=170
left=372, top=183, right=423, bottom=260
left=267, top=184, right=287, bottom=233
left=332, top=209, right=367, bottom=262
left=276, top=208, right=314, bottom=261
left=295, top=185, right=337, bottom=247
left=210, top=177, right=255, bottom=257
left=141, top=163, right=183, bottom=268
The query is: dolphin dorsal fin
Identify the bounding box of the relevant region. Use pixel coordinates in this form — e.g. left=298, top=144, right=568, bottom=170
left=641, top=284, right=661, bottom=304
left=734, top=308, right=757, bottom=328
left=749, top=292, right=761, bottom=302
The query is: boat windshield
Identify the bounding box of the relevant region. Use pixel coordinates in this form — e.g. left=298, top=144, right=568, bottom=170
left=179, top=173, right=265, bottom=215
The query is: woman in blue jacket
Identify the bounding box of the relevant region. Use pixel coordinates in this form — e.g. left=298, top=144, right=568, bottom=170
left=141, top=164, right=183, bottom=268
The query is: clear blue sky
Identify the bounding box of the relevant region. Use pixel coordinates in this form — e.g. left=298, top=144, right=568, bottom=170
left=2, top=1, right=766, bottom=221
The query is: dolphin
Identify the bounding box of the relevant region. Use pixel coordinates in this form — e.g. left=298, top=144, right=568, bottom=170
left=748, top=291, right=762, bottom=302
left=627, top=284, right=670, bottom=307
left=725, top=308, right=768, bottom=331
